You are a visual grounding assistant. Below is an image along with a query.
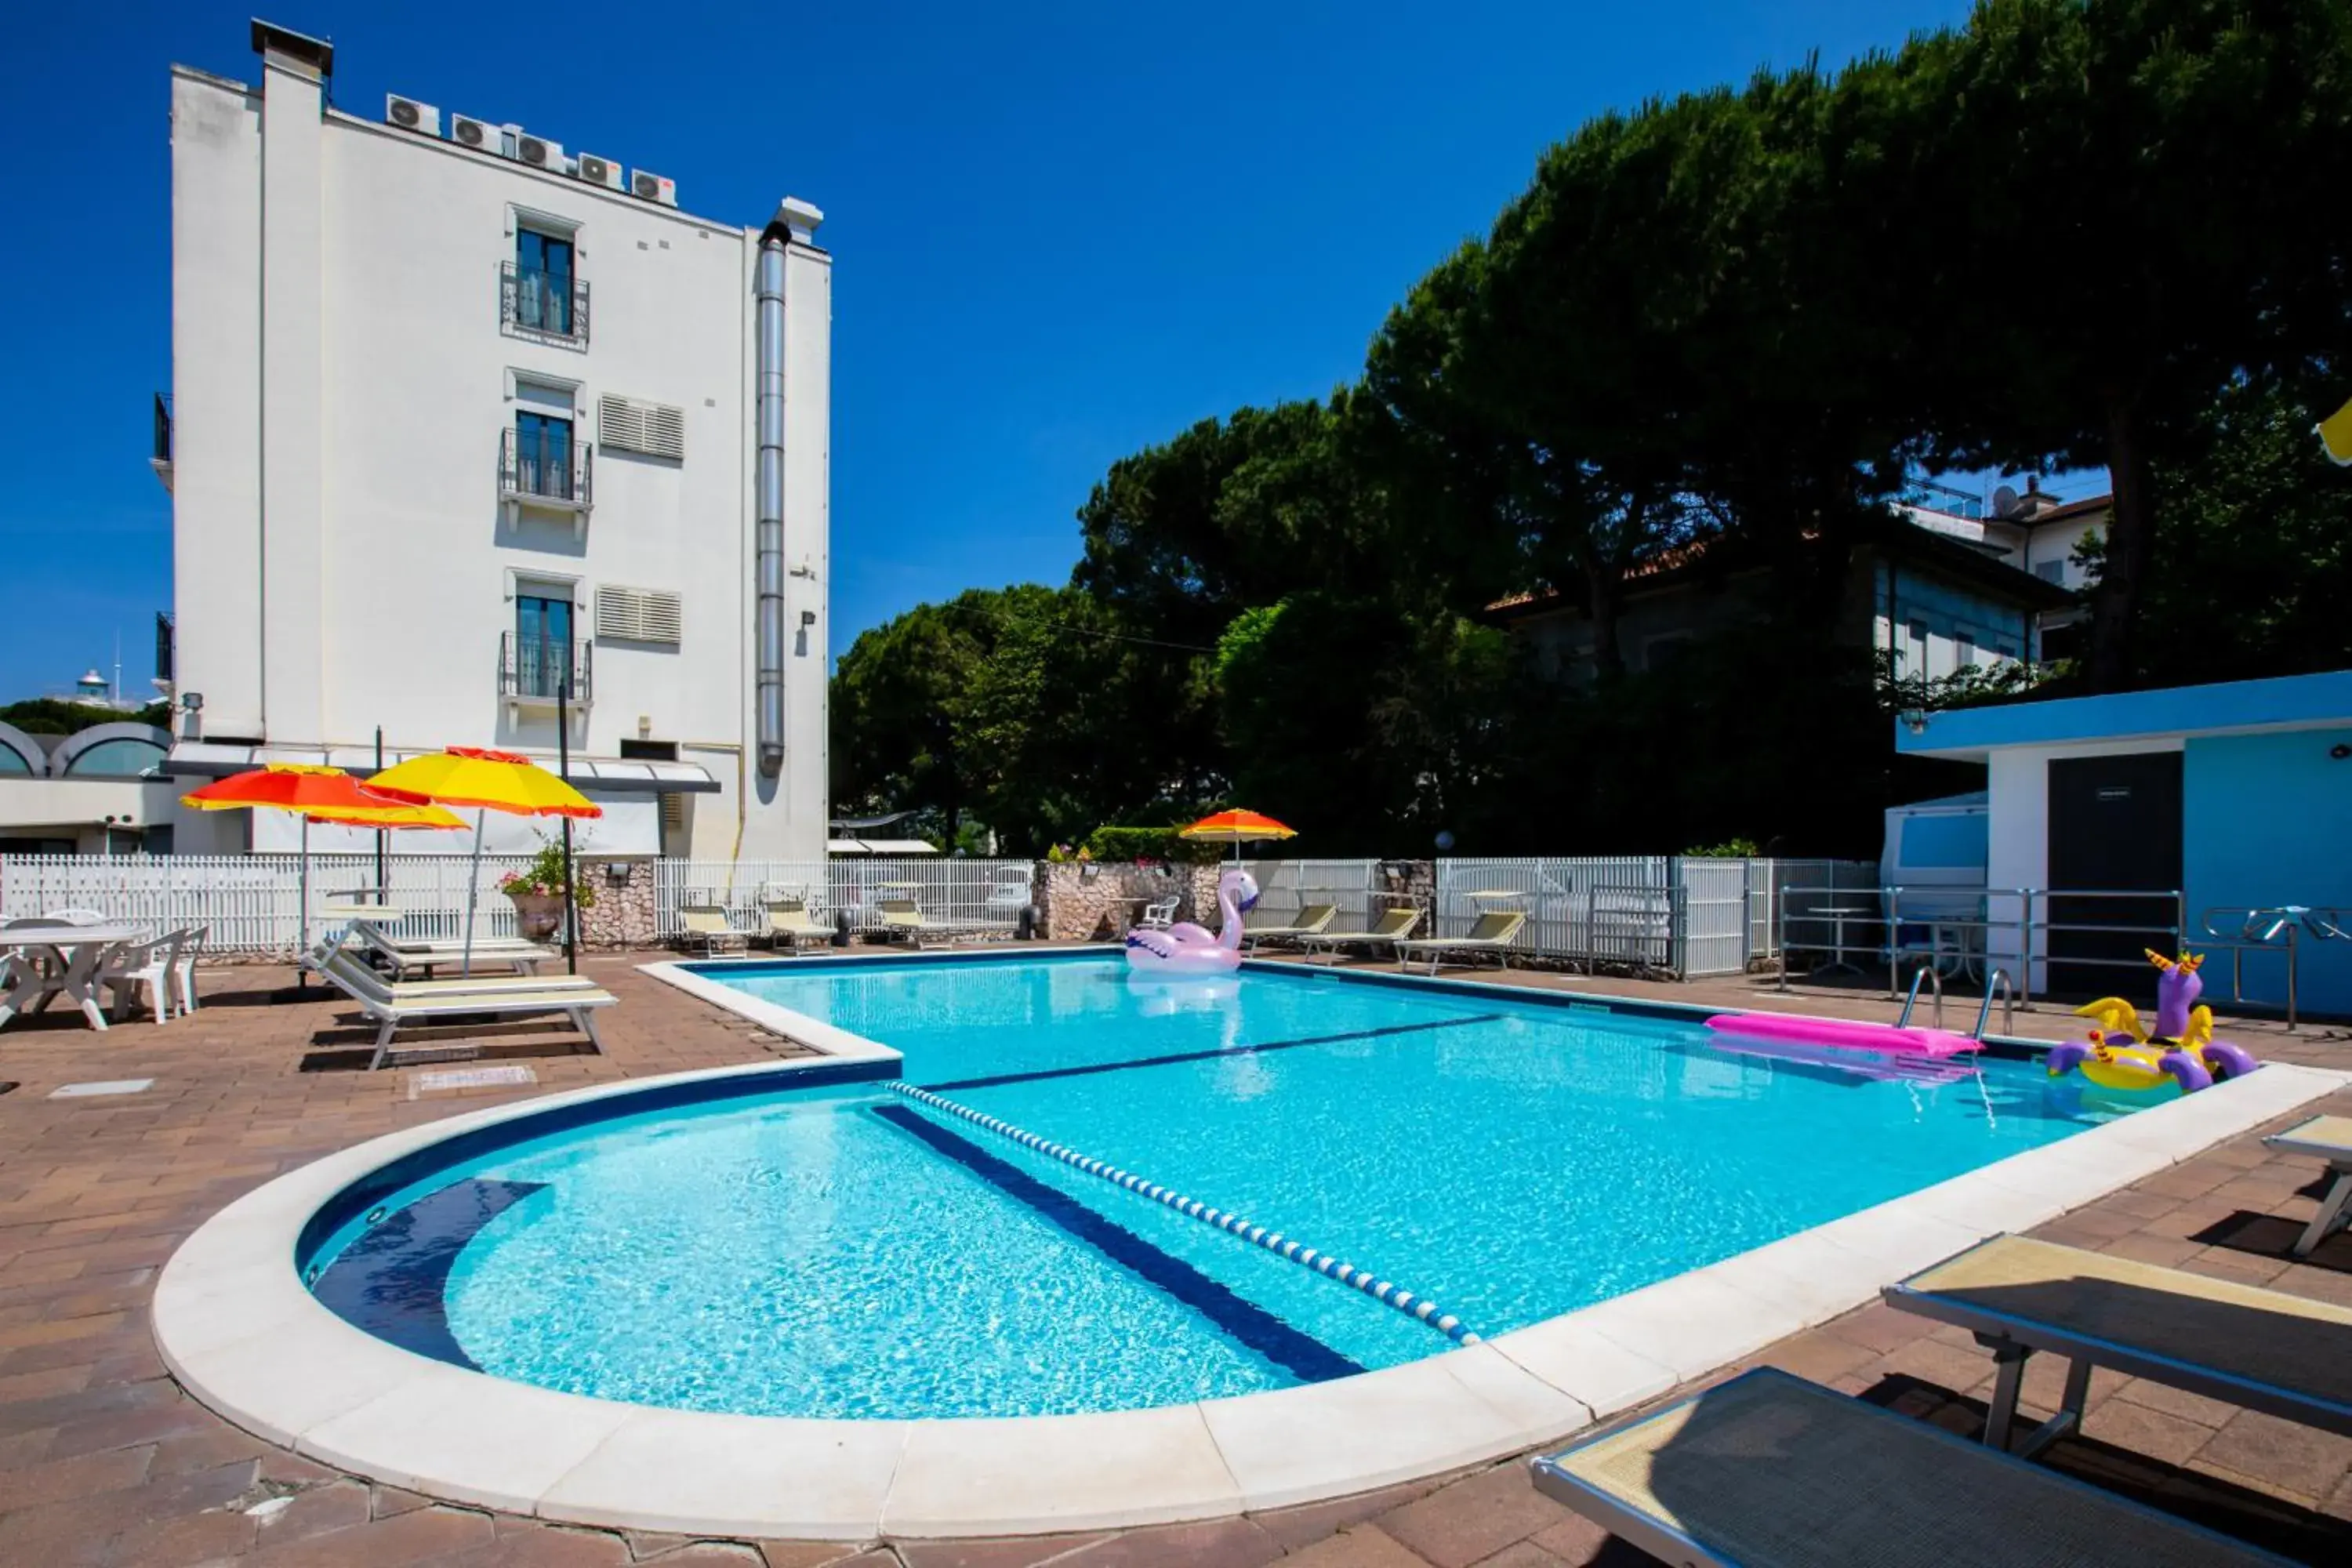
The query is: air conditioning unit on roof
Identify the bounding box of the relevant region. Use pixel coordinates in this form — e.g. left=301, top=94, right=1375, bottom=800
left=575, top=153, right=624, bottom=191
left=385, top=95, right=440, bottom=136
left=448, top=114, right=499, bottom=154
left=514, top=131, right=564, bottom=170
left=631, top=169, right=677, bottom=207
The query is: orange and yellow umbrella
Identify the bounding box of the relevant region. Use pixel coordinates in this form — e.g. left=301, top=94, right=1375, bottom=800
left=179, top=764, right=466, bottom=963
left=364, top=746, right=601, bottom=818
left=1179, top=809, right=1298, bottom=865
left=365, top=748, right=601, bottom=973
left=1178, top=809, right=1298, bottom=845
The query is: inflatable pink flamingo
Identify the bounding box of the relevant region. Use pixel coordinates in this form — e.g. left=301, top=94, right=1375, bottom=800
left=1125, top=869, right=1259, bottom=975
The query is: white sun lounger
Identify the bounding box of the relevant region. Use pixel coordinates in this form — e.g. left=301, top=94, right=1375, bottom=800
left=677, top=904, right=751, bottom=956
left=1529, top=1367, right=2292, bottom=1566
left=311, top=947, right=614, bottom=1070
left=2264, top=1114, right=2352, bottom=1258
left=343, top=918, right=557, bottom=978
left=1885, top=1234, right=2352, bottom=1458
left=1391, top=910, right=1528, bottom=975
left=763, top=898, right=833, bottom=953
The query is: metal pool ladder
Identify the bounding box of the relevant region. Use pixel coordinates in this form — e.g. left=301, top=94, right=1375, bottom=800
left=1897, top=961, right=1944, bottom=1030
left=1975, top=967, right=2015, bottom=1040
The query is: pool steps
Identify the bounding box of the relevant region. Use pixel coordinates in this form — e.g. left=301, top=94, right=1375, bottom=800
left=886, top=1080, right=1482, bottom=1347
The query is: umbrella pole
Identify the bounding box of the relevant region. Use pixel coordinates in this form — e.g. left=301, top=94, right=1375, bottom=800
left=462, top=808, right=485, bottom=978
left=297, top=815, right=311, bottom=992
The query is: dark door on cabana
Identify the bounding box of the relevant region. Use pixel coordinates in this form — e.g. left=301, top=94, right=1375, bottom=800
left=2046, top=752, right=2183, bottom=998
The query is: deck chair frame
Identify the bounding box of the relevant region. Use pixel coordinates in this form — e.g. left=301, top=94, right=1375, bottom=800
left=2265, top=1116, right=2352, bottom=1258
left=1885, top=1235, right=2352, bottom=1458
left=1529, top=1367, right=2293, bottom=1568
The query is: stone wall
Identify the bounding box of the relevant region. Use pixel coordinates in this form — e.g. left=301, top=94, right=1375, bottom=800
left=576, top=858, right=659, bottom=949
left=1034, top=861, right=1225, bottom=942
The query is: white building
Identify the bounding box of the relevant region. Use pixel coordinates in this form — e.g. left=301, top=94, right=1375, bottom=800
left=157, top=20, right=831, bottom=860
left=1899, top=479, right=2108, bottom=664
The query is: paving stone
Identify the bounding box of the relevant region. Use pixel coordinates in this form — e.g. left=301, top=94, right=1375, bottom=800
left=1275, top=1524, right=1431, bottom=1568
left=256, top=1479, right=376, bottom=1543
left=1377, top=1463, right=1572, bottom=1568
left=0, top=1442, right=154, bottom=1511
left=103, top=1504, right=261, bottom=1566
left=242, top=1504, right=498, bottom=1566
left=439, top=1525, right=637, bottom=1565
left=1463, top=1543, right=1572, bottom=1568
left=2196, top=1410, right=2352, bottom=1504
left=894, top=1534, right=1108, bottom=1567
left=374, top=1484, right=437, bottom=1519
left=1051, top=1515, right=1282, bottom=1566
left=1250, top=1479, right=1442, bottom=1552
left=1527, top=1512, right=1617, bottom=1564
left=2081, top=1398, right=2226, bottom=1467
left=753, top=1545, right=873, bottom=1568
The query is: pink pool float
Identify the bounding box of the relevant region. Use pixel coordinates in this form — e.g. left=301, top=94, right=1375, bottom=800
left=1704, top=1011, right=1984, bottom=1061
left=1125, top=869, right=1260, bottom=975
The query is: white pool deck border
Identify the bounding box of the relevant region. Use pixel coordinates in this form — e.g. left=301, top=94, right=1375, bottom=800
left=153, top=948, right=2350, bottom=1541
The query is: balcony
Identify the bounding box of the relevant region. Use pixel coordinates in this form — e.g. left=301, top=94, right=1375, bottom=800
left=499, top=633, right=592, bottom=712
left=150, top=393, right=173, bottom=494
left=499, top=262, right=590, bottom=350
left=499, top=427, right=593, bottom=535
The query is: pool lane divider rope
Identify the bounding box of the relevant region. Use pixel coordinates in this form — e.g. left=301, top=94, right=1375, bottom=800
left=885, top=1081, right=1483, bottom=1347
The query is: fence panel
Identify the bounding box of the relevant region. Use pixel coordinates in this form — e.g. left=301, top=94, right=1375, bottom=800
left=655, top=858, right=1036, bottom=937
left=1677, top=859, right=1751, bottom=977
left=1434, top=858, right=1673, bottom=967
left=1246, top=859, right=1381, bottom=925
left=1766, top=858, right=1882, bottom=964
left=0, top=852, right=534, bottom=955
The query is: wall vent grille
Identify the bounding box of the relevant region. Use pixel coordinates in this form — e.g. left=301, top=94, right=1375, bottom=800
left=596, top=585, right=684, bottom=645
left=598, top=394, right=685, bottom=460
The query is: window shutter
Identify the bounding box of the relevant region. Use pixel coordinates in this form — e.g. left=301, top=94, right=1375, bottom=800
left=597, top=394, right=685, bottom=459
left=595, top=585, right=684, bottom=645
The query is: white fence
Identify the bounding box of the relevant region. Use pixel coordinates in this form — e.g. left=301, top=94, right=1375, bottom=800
left=655, top=858, right=1037, bottom=937
left=0, top=853, right=535, bottom=955
left=1245, top=859, right=1385, bottom=924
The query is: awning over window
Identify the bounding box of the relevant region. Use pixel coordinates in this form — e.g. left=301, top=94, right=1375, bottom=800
left=165, top=742, right=720, bottom=794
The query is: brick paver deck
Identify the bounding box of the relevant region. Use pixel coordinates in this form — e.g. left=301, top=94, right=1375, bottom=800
left=1, top=947, right=2347, bottom=1565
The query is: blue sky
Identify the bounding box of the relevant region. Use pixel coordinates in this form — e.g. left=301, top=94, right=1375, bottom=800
left=0, top=1, right=2031, bottom=702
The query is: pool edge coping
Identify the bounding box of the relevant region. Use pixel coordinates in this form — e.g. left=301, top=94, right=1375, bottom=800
left=152, top=955, right=2351, bottom=1541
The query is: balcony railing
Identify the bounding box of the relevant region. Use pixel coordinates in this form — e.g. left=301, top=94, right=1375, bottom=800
left=499, top=634, right=592, bottom=706
left=499, top=428, right=593, bottom=513
left=499, top=262, right=590, bottom=347
left=150, top=393, right=173, bottom=493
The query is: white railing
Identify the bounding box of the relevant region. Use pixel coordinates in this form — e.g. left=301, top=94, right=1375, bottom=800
left=1435, top=856, right=1676, bottom=970
left=1245, top=859, right=1383, bottom=924
left=0, top=853, right=534, bottom=955
left=1677, top=859, right=1751, bottom=978
left=655, top=858, right=1037, bottom=937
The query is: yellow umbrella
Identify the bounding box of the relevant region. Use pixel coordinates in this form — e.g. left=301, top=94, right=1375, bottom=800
left=366, top=747, right=601, bottom=974
left=179, top=764, right=466, bottom=967
left=1178, top=808, right=1298, bottom=865
left=2318, top=396, right=2352, bottom=466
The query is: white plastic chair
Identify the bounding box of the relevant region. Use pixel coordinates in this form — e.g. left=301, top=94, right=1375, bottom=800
left=42, top=908, right=110, bottom=926
left=169, top=926, right=208, bottom=1015
left=1140, top=897, right=1179, bottom=930
left=100, top=930, right=190, bottom=1023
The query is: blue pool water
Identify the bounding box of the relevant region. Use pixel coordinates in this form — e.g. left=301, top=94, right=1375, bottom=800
left=308, top=953, right=2125, bottom=1419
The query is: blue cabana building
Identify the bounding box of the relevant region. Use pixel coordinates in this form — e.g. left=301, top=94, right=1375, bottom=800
left=1896, top=669, right=2352, bottom=1017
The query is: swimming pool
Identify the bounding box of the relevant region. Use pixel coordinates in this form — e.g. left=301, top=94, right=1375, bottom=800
left=299, top=952, right=2131, bottom=1421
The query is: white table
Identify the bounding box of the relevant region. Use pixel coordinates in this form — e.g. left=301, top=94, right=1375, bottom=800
left=0, top=922, right=147, bottom=1032
left=1810, top=905, right=1873, bottom=977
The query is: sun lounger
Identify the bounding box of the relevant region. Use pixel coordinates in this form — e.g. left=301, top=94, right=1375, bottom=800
left=1885, top=1234, right=2352, bottom=1458
left=1299, top=905, right=1424, bottom=964
left=1529, top=1367, right=2290, bottom=1567
left=1391, top=910, right=1528, bottom=974
left=1240, top=903, right=1338, bottom=953
left=310, top=949, right=613, bottom=1069
left=344, top=919, right=557, bottom=978
left=2264, top=1114, right=2352, bottom=1258
left=677, top=904, right=750, bottom=956
left=877, top=898, right=961, bottom=948
left=313, top=946, right=598, bottom=1001
left=763, top=898, right=833, bottom=953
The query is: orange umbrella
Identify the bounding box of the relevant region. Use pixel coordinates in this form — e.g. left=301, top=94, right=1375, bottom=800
left=1178, top=809, right=1298, bottom=864
left=180, top=764, right=466, bottom=964
left=365, top=747, right=602, bottom=974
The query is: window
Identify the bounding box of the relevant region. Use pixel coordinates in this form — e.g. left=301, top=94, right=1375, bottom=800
left=2034, top=560, right=2067, bottom=584
left=512, top=410, right=575, bottom=501
left=1955, top=634, right=1977, bottom=668
left=514, top=227, right=575, bottom=336
left=514, top=588, right=575, bottom=699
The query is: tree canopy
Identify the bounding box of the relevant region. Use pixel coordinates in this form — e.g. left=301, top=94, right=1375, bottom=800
left=834, top=0, right=2352, bottom=856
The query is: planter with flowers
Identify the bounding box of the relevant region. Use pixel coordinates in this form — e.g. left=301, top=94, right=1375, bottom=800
left=499, top=843, right=597, bottom=942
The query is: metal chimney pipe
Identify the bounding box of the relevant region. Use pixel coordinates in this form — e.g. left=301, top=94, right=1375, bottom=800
left=753, top=227, right=788, bottom=776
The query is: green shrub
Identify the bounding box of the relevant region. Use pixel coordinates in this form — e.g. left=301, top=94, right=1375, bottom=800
left=1682, top=837, right=1759, bottom=858
left=1082, top=826, right=1221, bottom=865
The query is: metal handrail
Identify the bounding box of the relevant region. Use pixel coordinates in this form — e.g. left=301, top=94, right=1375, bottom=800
left=499, top=261, right=591, bottom=345
left=1898, top=961, right=1944, bottom=1030
left=2192, top=904, right=2350, bottom=1031
left=1975, top=968, right=2014, bottom=1040
left=499, top=428, right=594, bottom=510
